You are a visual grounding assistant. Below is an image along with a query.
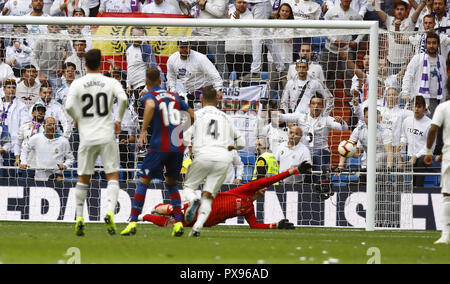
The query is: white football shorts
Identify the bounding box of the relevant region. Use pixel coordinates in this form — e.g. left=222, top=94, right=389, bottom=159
left=77, top=140, right=120, bottom=176
left=183, top=159, right=231, bottom=198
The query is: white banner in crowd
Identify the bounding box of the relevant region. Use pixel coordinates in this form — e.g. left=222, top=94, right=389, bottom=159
left=219, top=84, right=267, bottom=153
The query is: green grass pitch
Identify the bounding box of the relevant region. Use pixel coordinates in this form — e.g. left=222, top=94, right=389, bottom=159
left=0, top=221, right=448, bottom=264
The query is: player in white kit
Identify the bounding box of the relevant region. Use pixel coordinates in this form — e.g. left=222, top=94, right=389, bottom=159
left=183, top=85, right=245, bottom=237
left=425, top=80, right=450, bottom=245
left=65, top=49, right=128, bottom=236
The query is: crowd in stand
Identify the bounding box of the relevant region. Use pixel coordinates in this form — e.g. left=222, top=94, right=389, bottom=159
left=0, top=0, right=447, bottom=186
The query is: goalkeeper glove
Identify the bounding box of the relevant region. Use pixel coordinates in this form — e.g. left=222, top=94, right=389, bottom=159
left=277, top=219, right=295, bottom=229
left=297, top=161, right=313, bottom=174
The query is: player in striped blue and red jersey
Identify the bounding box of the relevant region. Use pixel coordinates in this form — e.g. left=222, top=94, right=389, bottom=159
left=121, top=67, right=195, bottom=237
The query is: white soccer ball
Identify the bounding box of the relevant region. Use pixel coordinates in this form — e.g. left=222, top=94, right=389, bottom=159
left=338, top=140, right=356, bottom=158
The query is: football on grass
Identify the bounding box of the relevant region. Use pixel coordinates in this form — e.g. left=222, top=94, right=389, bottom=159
left=338, top=140, right=356, bottom=158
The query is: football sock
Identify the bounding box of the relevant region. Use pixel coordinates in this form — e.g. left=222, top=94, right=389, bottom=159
left=75, top=182, right=89, bottom=218
left=192, top=197, right=212, bottom=232
left=182, top=187, right=197, bottom=204
left=130, top=180, right=148, bottom=222
left=106, top=180, right=120, bottom=214
left=167, top=184, right=183, bottom=222
left=442, top=197, right=450, bottom=239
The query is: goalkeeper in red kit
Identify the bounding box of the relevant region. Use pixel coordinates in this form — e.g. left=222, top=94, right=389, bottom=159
left=139, top=162, right=312, bottom=229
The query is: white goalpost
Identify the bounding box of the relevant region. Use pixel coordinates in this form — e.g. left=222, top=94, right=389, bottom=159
left=0, top=15, right=388, bottom=231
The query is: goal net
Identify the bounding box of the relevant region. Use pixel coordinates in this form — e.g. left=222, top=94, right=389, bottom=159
left=0, top=14, right=439, bottom=230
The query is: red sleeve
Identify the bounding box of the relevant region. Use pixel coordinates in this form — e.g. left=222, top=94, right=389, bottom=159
left=244, top=208, right=277, bottom=229
left=230, top=169, right=294, bottom=197
left=143, top=214, right=172, bottom=227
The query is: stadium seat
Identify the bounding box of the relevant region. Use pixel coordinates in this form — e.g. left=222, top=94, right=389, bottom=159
left=229, top=71, right=238, bottom=81
left=261, top=72, right=269, bottom=80
left=239, top=151, right=256, bottom=165
left=346, top=156, right=362, bottom=169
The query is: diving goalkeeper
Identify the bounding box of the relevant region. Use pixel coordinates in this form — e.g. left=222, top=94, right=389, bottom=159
left=139, top=162, right=312, bottom=229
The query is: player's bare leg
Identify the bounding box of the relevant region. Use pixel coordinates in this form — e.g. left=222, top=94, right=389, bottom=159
left=435, top=193, right=450, bottom=245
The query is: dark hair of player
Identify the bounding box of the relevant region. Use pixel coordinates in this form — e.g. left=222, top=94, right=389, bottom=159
left=85, top=49, right=102, bottom=71
left=146, top=67, right=161, bottom=83
left=201, top=85, right=217, bottom=102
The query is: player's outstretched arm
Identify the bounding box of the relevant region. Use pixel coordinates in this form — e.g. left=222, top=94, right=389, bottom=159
left=233, top=164, right=312, bottom=196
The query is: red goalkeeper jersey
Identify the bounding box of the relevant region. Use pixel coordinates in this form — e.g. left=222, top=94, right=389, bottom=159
left=145, top=170, right=294, bottom=229
left=190, top=170, right=293, bottom=228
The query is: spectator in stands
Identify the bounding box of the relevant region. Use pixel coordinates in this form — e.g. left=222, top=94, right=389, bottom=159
left=31, top=24, right=72, bottom=91
left=321, top=0, right=364, bottom=93
left=225, top=0, right=253, bottom=80
left=274, top=125, right=312, bottom=184
left=259, top=109, right=289, bottom=155
left=26, top=0, right=50, bottom=48
left=104, top=60, right=127, bottom=89
left=252, top=137, right=279, bottom=181
left=338, top=106, right=392, bottom=172
left=0, top=78, right=31, bottom=171
left=1, top=0, right=32, bottom=34
left=5, top=26, right=32, bottom=78
left=192, top=0, right=229, bottom=80
left=114, top=100, right=138, bottom=180
left=66, top=24, right=93, bottom=53
left=98, top=0, right=139, bottom=14
left=404, top=14, right=450, bottom=56
left=65, top=40, right=87, bottom=79
left=270, top=3, right=295, bottom=72
left=0, top=38, right=16, bottom=85
left=50, top=0, right=89, bottom=16
left=286, top=0, right=321, bottom=20
left=34, top=81, right=72, bottom=139
left=55, top=62, right=77, bottom=105
left=372, top=0, right=415, bottom=75
left=276, top=94, right=348, bottom=186
left=379, top=87, right=413, bottom=169
left=2, top=0, right=32, bottom=17
left=87, top=0, right=100, bottom=17
left=242, top=0, right=286, bottom=80
left=16, top=65, right=41, bottom=110
left=166, top=40, right=223, bottom=109
left=339, top=48, right=403, bottom=118
left=401, top=32, right=448, bottom=117
left=126, top=26, right=162, bottom=111
left=400, top=95, right=434, bottom=186
left=281, top=58, right=326, bottom=114
left=287, top=42, right=325, bottom=83
left=141, top=0, right=180, bottom=14
left=19, top=116, right=74, bottom=182
left=323, top=0, right=369, bottom=20
left=15, top=103, right=46, bottom=175
left=432, top=0, right=449, bottom=35
left=412, top=0, right=434, bottom=31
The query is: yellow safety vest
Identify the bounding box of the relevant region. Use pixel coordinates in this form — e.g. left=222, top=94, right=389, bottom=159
left=252, top=152, right=279, bottom=183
